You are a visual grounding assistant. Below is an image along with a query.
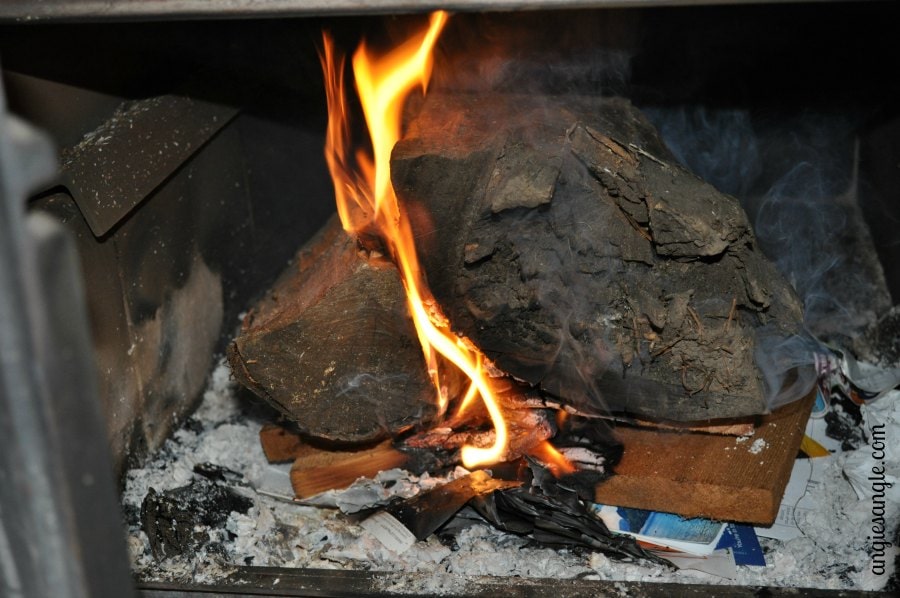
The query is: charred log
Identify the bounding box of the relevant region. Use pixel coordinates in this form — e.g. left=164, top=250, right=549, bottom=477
left=392, top=93, right=804, bottom=421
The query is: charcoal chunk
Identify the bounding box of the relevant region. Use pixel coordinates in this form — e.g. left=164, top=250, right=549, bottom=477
left=140, top=479, right=253, bottom=559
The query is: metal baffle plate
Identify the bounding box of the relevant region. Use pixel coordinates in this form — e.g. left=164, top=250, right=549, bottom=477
left=59, top=95, right=238, bottom=237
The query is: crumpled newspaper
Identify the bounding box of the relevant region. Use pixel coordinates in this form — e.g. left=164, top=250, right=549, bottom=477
left=817, top=347, right=900, bottom=405
left=295, top=466, right=472, bottom=513
left=842, top=389, right=900, bottom=505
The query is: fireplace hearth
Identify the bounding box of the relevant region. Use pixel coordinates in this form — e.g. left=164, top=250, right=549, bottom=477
left=1, top=2, right=898, bottom=597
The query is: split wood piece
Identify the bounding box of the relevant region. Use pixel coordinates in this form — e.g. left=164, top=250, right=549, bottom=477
left=290, top=440, right=409, bottom=499
left=402, top=380, right=556, bottom=461
left=617, top=417, right=755, bottom=437
left=259, top=424, right=306, bottom=463
left=392, top=93, right=805, bottom=422
left=402, top=407, right=555, bottom=463
left=228, top=215, right=438, bottom=444
left=593, top=389, right=817, bottom=525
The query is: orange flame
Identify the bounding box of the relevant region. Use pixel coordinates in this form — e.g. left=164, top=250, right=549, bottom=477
left=321, top=11, right=509, bottom=468
left=530, top=441, right=576, bottom=477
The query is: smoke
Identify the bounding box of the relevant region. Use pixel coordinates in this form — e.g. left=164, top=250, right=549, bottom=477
left=430, top=11, right=638, bottom=97
left=645, top=106, right=891, bottom=408
left=754, top=327, right=821, bottom=410
left=645, top=107, right=761, bottom=199
left=388, top=11, right=890, bottom=413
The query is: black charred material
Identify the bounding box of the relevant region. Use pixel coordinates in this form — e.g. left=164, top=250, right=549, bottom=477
left=530, top=456, right=606, bottom=503
left=140, top=479, right=253, bottom=559
left=385, top=470, right=521, bottom=541
left=470, top=483, right=669, bottom=568
left=532, top=416, right=623, bottom=500
left=193, top=462, right=249, bottom=486
left=468, top=459, right=669, bottom=567
left=556, top=414, right=623, bottom=462
left=397, top=445, right=460, bottom=476
left=824, top=394, right=866, bottom=451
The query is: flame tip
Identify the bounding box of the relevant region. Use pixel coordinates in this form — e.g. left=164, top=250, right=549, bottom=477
left=323, top=10, right=509, bottom=471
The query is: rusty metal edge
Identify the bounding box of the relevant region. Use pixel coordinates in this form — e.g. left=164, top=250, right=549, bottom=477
left=0, top=0, right=861, bottom=24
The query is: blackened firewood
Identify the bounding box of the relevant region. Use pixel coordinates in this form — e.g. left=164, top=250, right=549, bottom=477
left=392, top=93, right=804, bottom=421
left=229, top=215, right=439, bottom=444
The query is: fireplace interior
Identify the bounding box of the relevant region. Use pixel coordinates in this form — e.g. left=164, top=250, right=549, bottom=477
left=1, top=2, right=898, bottom=596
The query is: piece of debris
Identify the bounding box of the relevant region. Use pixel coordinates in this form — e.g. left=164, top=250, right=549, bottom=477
left=140, top=478, right=253, bottom=559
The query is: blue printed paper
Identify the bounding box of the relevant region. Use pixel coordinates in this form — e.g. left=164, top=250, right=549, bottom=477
left=717, top=523, right=766, bottom=566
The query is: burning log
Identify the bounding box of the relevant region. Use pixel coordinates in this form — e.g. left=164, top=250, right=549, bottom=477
left=230, top=92, right=806, bottom=447
left=391, top=93, right=805, bottom=422
left=228, top=216, right=439, bottom=444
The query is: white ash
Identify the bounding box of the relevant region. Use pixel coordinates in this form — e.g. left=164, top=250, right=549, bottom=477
left=748, top=439, right=768, bottom=455
left=123, top=358, right=897, bottom=591
left=303, top=466, right=473, bottom=513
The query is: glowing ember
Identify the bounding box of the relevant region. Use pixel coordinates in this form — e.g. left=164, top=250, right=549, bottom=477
left=320, top=12, right=510, bottom=468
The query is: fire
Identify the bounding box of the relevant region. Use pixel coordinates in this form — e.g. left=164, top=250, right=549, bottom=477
left=530, top=441, right=576, bottom=477
left=320, top=11, right=509, bottom=468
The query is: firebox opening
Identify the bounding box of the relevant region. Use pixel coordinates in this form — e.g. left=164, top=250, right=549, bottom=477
left=1, top=2, right=898, bottom=595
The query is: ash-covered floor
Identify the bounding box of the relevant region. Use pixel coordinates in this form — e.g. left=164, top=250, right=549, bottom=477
left=123, top=358, right=898, bottom=592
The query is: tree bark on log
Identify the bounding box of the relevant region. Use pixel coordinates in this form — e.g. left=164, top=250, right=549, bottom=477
left=228, top=216, right=438, bottom=443
left=391, top=93, right=804, bottom=422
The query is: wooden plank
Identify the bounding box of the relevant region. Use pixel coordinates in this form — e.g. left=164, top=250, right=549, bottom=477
left=259, top=424, right=306, bottom=463
left=259, top=423, right=411, bottom=498
left=290, top=440, right=409, bottom=499
left=594, top=390, right=816, bottom=525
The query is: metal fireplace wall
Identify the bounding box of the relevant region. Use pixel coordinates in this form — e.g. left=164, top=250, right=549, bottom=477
left=0, top=2, right=898, bottom=597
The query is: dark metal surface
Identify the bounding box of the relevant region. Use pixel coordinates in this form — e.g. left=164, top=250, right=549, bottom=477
left=59, top=95, right=237, bottom=236
left=0, top=0, right=857, bottom=23
left=33, top=121, right=251, bottom=474
left=0, top=87, right=135, bottom=596
left=861, top=115, right=900, bottom=304
left=137, top=568, right=891, bottom=597
left=3, top=71, right=122, bottom=149
left=30, top=85, right=335, bottom=474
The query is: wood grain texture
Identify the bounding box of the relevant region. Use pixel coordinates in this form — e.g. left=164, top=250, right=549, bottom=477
left=229, top=215, right=439, bottom=444
left=594, top=390, right=816, bottom=525
left=290, top=440, right=408, bottom=499
left=259, top=424, right=307, bottom=463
